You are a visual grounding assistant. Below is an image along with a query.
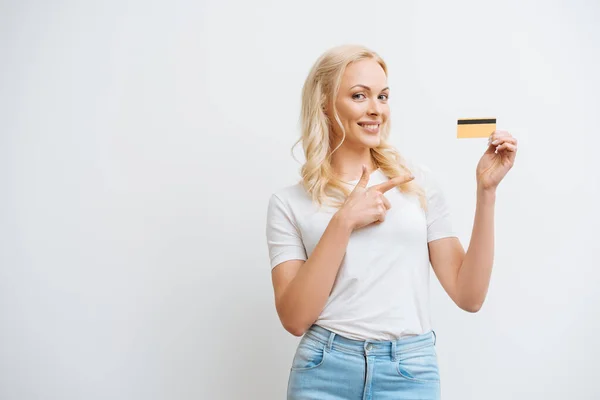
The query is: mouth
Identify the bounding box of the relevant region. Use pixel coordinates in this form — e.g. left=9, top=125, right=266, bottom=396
left=357, top=122, right=381, bottom=134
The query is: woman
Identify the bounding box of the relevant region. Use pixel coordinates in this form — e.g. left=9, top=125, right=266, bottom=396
left=265, top=44, right=517, bottom=400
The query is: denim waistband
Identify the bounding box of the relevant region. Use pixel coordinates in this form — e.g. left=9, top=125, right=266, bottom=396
left=304, top=324, right=436, bottom=359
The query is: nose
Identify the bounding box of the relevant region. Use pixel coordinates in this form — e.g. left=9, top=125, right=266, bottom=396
left=367, top=97, right=382, bottom=116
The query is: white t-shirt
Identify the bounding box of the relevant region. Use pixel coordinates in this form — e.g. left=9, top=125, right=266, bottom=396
left=265, top=161, right=457, bottom=341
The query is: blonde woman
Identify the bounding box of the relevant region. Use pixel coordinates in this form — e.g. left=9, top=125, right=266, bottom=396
left=265, top=44, right=517, bottom=399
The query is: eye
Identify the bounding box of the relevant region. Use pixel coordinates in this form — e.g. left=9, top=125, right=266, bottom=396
left=379, top=93, right=389, bottom=101
left=352, top=93, right=366, bottom=100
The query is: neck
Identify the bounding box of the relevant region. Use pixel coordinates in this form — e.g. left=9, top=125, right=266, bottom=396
left=330, top=145, right=376, bottom=181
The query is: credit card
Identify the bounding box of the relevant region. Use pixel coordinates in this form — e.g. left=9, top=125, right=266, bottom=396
left=457, top=118, right=496, bottom=138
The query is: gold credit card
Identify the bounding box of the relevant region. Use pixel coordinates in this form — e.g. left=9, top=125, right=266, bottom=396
left=457, top=118, right=496, bottom=138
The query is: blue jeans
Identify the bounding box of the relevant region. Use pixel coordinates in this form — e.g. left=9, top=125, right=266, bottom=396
left=287, top=324, right=441, bottom=400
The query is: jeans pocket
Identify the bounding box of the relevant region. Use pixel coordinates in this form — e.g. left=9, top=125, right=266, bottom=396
left=290, top=337, right=328, bottom=371
left=396, top=345, right=440, bottom=383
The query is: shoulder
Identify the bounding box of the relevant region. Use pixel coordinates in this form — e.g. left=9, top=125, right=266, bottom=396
left=269, top=181, right=308, bottom=205
left=266, top=181, right=314, bottom=218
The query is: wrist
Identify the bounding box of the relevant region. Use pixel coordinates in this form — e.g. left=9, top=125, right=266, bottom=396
left=332, top=210, right=355, bottom=233
left=477, top=185, right=497, bottom=201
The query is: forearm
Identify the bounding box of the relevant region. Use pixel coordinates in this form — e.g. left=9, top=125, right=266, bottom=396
left=278, top=212, right=353, bottom=335
left=456, top=187, right=496, bottom=310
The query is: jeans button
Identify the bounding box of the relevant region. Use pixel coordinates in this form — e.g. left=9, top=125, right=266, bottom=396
left=366, top=343, right=373, bottom=351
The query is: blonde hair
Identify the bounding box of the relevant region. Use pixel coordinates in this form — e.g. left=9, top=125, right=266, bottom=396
left=293, top=44, right=427, bottom=210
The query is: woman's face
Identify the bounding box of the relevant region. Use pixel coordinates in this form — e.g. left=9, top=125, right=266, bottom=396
left=327, top=58, right=390, bottom=150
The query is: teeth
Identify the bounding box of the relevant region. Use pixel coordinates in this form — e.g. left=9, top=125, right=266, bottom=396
left=360, top=124, right=379, bottom=130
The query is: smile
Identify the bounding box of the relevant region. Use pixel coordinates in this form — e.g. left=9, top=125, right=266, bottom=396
left=358, top=123, right=380, bottom=133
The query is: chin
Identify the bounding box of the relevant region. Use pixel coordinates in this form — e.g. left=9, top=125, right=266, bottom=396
left=361, top=135, right=381, bottom=149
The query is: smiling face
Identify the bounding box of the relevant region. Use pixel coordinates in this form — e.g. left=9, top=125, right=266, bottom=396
left=327, top=58, right=390, bottom=150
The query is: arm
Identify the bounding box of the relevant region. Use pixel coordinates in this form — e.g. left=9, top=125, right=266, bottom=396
left=430, top=130, right=516, bottom=312
left=429, top=187, right=496, bottom=313
left=270, top=166, right=412, bottom=336
left=272, top=212, right=352, bottom=336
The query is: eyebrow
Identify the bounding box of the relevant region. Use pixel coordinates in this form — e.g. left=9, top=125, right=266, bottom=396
left=350, top=84, right=390, bottom=92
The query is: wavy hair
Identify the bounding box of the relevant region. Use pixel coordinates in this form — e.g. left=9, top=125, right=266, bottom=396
left=292, top=44, right=427, bottom=210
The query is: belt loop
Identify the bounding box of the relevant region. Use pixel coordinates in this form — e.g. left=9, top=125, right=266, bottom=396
left=326, top=331, right=335, bottom=352
left=391, top=340, right=397, bottom=362
left=432, top=329, right=437, bottom=346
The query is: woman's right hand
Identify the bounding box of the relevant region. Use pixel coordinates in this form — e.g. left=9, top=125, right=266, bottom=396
left=338, top=165, right=415, bottom=231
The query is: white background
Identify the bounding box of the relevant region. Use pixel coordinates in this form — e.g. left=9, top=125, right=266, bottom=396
left=1, top=0, right=599, bottom=399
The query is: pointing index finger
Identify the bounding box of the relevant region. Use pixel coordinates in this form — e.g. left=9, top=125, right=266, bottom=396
left=371, top=174, right=415, bottom=194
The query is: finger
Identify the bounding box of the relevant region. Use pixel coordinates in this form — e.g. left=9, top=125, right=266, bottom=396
left=377, top=205, right=387, bottom=222
left=488, top=130, right=513, bottom=145
left=355, top=165, right=370, bottom=189
left=382, top=195, right=391, bottom=210
left=371, top=174, right=414, bottom=194
left=491, top=137, right=517, bottom=146
left=497, top=143, right=517, bottom=152
left=490, top=130, right=512, bottom=139
left=487, top=137, right=517, bottom=154
left=493, top=140, right=517, bottom=153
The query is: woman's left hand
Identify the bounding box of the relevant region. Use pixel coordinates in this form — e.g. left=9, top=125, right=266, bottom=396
left=476, top=130, right=518, bottom=191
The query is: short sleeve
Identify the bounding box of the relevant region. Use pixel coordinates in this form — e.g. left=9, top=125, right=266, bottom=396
left=265, top=194, right=308, bottom=269
left=416, top=164, right=458, bottom=243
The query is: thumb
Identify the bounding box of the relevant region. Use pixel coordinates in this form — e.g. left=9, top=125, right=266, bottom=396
left=354, top=165, right=370, bottom=189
